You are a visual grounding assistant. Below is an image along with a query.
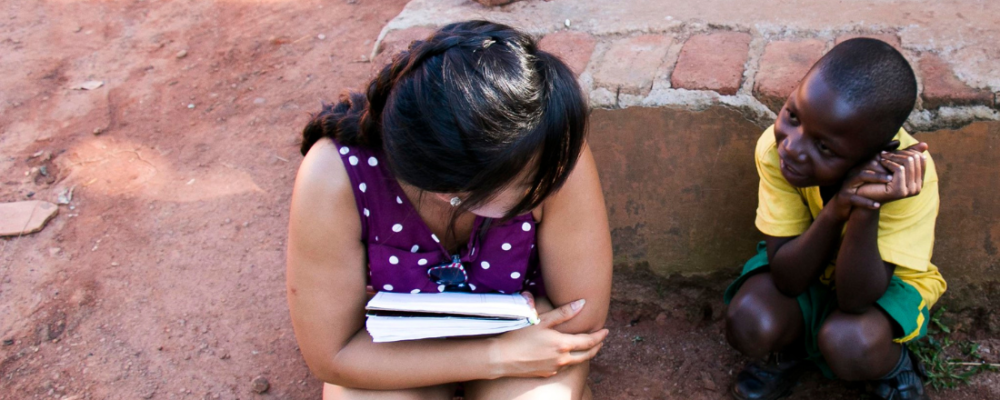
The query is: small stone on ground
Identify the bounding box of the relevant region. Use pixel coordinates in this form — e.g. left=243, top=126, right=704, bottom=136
left=250, top=376, right=270, bottom=394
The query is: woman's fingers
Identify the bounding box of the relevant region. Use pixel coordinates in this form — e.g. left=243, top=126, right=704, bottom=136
left=537, top=299, right=586, bottom=328
left=564, top=329, right=609, bottom=351
left=566, top=342, right=605, bottom=364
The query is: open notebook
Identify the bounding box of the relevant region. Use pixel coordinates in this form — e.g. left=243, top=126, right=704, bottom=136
left=365, top=292, right=539, bottom=343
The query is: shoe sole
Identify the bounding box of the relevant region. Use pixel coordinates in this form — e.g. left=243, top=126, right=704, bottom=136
left=731, top=385, right=793, bottom=400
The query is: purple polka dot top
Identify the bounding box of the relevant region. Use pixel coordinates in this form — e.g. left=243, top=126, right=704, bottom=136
left=335, top=140, right=545, bottom=296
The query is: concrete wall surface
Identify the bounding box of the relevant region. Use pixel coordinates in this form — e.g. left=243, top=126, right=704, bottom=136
left=590, top=107, right=1000, bottom=311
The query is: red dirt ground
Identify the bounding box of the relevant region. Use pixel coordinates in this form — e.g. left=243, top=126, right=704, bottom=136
left=0, top=1, right=996, bottom=399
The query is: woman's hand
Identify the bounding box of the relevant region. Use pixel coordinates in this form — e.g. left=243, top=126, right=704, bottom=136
left=489, top=293, right=609, bottom=379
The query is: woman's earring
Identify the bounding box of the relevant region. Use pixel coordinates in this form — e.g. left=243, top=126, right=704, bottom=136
left=450, top=197, right=462, bottom=207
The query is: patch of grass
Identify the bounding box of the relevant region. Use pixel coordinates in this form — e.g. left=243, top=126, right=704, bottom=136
left=907, top=307, right=1000, bottom=390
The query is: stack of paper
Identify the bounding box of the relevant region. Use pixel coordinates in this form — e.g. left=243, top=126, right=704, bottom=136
left=365, top=292, right=539, bottom=343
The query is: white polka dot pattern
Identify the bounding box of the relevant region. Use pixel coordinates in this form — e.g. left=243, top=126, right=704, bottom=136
left=341, top=143, right=543, bottom=298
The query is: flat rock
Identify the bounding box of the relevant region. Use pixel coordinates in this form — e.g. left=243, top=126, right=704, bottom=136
left=0, top=201, right=59, bottom=237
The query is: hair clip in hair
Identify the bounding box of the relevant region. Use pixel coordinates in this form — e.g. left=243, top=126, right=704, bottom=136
left=482, top=39, right=496, bottom=49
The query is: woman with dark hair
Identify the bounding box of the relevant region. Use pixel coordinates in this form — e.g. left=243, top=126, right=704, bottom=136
left=286, top=21, right=611, bottom=399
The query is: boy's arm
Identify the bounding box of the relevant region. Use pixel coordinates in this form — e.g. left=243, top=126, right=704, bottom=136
left=833, top=207, right=895, bottom=314
left=766, top=160, right=892, bottom=296
left=765, top=200, right=850, bottom=297
left=835, top=143, right=929, bottom=313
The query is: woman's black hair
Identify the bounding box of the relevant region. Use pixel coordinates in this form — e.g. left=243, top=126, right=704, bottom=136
left=301, top=20, right=588, bottom=223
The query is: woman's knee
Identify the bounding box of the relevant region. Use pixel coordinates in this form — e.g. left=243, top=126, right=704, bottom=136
left=465, top=362, right=589, bottom=400
left=323, top=382, right=455, bottom=400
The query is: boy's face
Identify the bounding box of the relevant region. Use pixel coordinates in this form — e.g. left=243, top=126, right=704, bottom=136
left=773, top=69, right=888, bottom=188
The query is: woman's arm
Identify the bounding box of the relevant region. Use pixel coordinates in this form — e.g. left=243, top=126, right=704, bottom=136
left=286, top=139, right=606, bottom=389
left=287, top=139, right=499, bottom=388
left=537, top=144, right=613, bottom=334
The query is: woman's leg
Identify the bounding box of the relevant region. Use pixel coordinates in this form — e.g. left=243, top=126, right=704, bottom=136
left=463, top=362, right=591, bottom=400
left=323, top=382, right=456, bottom=400
left=464, top=295, right=592, bottom=400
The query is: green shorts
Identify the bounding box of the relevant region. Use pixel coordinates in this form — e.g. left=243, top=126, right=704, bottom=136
left=723, top=242, right=931, bottom=378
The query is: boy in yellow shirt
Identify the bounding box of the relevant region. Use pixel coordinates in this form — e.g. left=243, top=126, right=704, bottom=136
left=723, top=38, right=945, bottom=400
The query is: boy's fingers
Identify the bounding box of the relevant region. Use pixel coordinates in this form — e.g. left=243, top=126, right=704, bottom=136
left=905, top=142, right=929, bottom=154
left=539, top=299, right=585, bottom=328
left=858, top=169, right=892, bottom=184
left=885, top=159, right=908, bottom=197
left=902, top=155, right=919, bottom=195
left=909, top=154, right=923, bottom=194
left=850, top=194, right=880, bottom=210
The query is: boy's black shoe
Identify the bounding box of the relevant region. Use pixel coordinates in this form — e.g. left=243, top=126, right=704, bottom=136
left=872, top=347, right=929, bottom=400
left=732, top=354, right=803, bottom=400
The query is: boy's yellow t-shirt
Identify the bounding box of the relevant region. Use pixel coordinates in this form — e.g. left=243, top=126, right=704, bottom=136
left=754, top=126, right=947, bottom=306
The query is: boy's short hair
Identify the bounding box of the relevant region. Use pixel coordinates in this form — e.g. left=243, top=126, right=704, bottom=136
left=811, top=38, right=917, bottom=141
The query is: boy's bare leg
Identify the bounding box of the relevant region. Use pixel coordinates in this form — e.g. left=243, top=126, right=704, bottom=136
left=323, top=383, right=456, bottom=400
left=818, top=308, right=902, bottom=381
left=725, top=273, right=805, bottom=357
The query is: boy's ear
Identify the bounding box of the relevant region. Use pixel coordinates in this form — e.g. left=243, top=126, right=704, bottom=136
left=882, top=140, right=901, bottom=151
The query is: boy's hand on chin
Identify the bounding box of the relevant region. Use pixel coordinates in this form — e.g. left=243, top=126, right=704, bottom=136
left=855, top=142, right=929, bottom=204
left=833, top=159, right=891, bottom=221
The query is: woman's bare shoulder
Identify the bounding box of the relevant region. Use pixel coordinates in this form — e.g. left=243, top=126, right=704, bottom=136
left=290, top=138, right=361, bottom=243
left=295, top=138, right=351, bottom=196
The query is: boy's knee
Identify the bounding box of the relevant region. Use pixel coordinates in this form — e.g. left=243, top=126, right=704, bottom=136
left=725, top=295, right=784, bottom=358
left=818, top=314, right=893, bottom=380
